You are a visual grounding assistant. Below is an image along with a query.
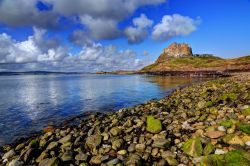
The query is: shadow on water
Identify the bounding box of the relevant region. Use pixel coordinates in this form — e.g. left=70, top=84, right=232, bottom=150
left=0, top=74, right=211, bottom=145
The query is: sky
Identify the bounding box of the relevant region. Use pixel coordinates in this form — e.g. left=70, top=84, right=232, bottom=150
left=0, top=0, right=250, bottom=72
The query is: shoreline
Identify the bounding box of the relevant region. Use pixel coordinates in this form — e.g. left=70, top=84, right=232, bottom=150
left=1, top=73, right=250, bottom=165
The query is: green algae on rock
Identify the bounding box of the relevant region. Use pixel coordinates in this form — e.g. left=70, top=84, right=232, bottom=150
left=182, top=137, right=203, bottom=157
left=146, top=116, right=162, bottom=134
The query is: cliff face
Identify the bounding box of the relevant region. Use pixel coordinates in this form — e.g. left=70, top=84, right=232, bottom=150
left=156, top=42, right=193, bottom=63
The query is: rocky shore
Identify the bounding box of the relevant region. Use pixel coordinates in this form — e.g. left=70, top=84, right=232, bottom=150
left=1, top=73, right=250, bottom=166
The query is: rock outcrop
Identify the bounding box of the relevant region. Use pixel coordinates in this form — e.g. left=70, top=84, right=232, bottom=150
left=156, top=42, right=193, bottom=63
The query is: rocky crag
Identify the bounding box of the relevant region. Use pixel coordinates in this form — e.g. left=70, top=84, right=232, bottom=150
left=156, top=43, right=193, bottom=63
left=140, top=43, right=250, bottom=76
left=0, top=73, right=250, bottom=165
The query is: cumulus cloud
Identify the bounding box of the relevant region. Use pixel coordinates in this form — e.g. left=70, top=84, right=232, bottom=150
left=0, top=0, right=166, bottom=40
left=0, top=29, right=150, bottom=72
left=125, top=14, right=153, bottom=44
left=152, top=14, right=201, bottom=41
left=0, top=0, right=58, bottom=28
left=69, top=30, right=93, bottom=46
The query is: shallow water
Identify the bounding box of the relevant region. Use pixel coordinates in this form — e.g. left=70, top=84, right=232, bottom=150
left=0, top=74, right=209, bottom=145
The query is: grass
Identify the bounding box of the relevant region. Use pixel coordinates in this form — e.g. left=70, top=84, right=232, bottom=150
left=141, top=55, right=250, bottom=72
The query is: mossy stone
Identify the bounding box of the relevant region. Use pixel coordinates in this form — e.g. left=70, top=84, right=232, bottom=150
left=203, top=143, right=215, bottom=155
left=29, top=140, right=39, bottom=148
left=205, top=101, right=213, bottom=107
left=201, top=154, right=224, bottom=166
left=242, top=108, right=250, bottom=116
left=182, top=137, right=203, bottom=157
left=224, top=150, right=250, bottom=165
left=146, top=116, right=162, bottom=134
left=201, top=150, right=250, bottom=166
left=239, top=123, right=250, bottom=134
left=220, top=120, right=233, bottom=128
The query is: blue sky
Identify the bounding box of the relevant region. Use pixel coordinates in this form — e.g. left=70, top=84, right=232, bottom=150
left=0, top=0, right=250, bottom=72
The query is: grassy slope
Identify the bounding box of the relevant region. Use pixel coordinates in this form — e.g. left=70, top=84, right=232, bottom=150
left=141, top=55, right=250, bottom=72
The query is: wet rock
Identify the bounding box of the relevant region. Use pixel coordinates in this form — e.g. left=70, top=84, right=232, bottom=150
left=15, top=143, right=25, bottom=151
left=152, top=138, right=170, bottom=148
left=85, top=134, right=102, bottom=151
left=203, top=143, right=215, bottom=155
left=29, top=140, right=39, bottom=148
left=110, top=127, right=121, bottom=136
left=90, top=155, right=103, bottom=165
left=165, top=156, right=178, bottom=166
left=61, top=151, right=73, bottom=161
left=214, top=149, right=227, bottom=155
left=112, top=139, right=123, bottom=150
left=239, top=123, right=250, bottom=134
left=146, top=116, right=162, bottom=134
left=38, top=157, right=60, bottom=166
left=46, top=142, right=58, bottom=150
left=206, top=130, right=225, bottom=138
left=2, top=149, right=15, bottom=160
left=182, top=137, right=203, bottom=157
left=135, top=144, right=146, bottom=153
left=59, top=134, right=72, bottom=144
left=36, top=151, right=49, bottom=163
left=106, top=158, right=119, bottom=165
left=8, top=159, right=24, bottom=166
left=75, top=152, right=88, bottom=161
left=117, top=150, right=127, bottom=155
left=125, top=154, right=141, bottom=165
left=127, top=143, right=135, bottom=153
left=223, top=134, right=244, bottom=146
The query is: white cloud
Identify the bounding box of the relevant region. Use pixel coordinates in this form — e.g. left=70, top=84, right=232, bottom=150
left=152, top=14, right=201, bottom=41
left=125, top=14, right=153, bottom=44
left=0, top=0, right=58, bottom=28
left=0, top=0, right=166, bottom=40
left=0, top=29, right=150, bottom=72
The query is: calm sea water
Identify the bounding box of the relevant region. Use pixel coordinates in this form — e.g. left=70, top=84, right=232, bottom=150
left=0, top=74, right=208, bottom=145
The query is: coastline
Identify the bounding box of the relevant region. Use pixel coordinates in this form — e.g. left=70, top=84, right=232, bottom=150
left=1, top=73, right=250, bottom=165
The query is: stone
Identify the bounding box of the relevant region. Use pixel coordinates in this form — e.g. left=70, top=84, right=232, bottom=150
left=127, top=143, right=135, bottom=153
left=242, top=108, right=250, bottom=116
left=38, top=157, right=60, bottom=166
left=135, top=144, right=146, bottom=153
left=146, top=116, right=162, bottom=134
left=8, top=159, right=24, bottom=166
left=85, top=134, right=102, bottom=151
left=152, top=138, right=170, bottom=148
left=117, top=150, right=127, bottom=155
left=46, top=142, right=58, bottom=150
left=29, top=140, right=39, bottom=148
left=239, top=123, right=250, bottom=134
left=112, top=139, right=123, bottom=150
left=203, top=143, right=215, bottom=155
left=15, top=143, right=25, bottom=151
left=106, top=158, right=119, bottom=165
left=36, top=151, right=49, bottom=163
left=165, top=156, right=178, bottom=166
left=215, top=149, right=227, bottom=155
left=220, top=120, right=233, bottom=128
left=206, top=131, right=225, bottom=138
left=2, top=149, right=15, bottom=160
left=182, top=137, right=203, bottom=157
left=90, top=155, right=103, bottom=165
left=59, top=134, right=72, bottom=144
left=218, top=126, right=226, bottom=132
left=223, top=134, right=244, bottom=146
left=125, top=154, right=141, bottom=165
left=75, top=152, right=88, bottom=161
left=110, top=127, right=121, bottom=136
left=61, top=151, right=73, bottom=161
